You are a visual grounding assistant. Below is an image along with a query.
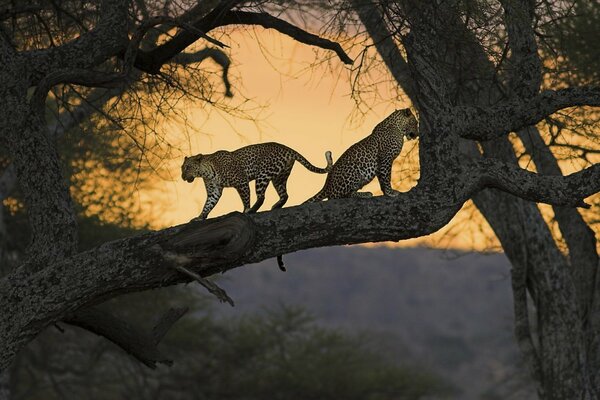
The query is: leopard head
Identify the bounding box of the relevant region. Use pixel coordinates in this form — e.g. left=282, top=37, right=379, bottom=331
left=394, top=108, right=419, bottom=140
left=181, top=155, right=206, bottom=183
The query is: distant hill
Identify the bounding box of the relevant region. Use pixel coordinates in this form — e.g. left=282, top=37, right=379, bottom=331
left=216, top=246, right=536, bottom=399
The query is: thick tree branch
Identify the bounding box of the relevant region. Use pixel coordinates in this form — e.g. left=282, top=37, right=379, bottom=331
left=25, top=0, right=130, bottom=83
left=519, top=127, right=598, bottom=315
left=3, top=150, right=599, bottom=370
left=457, top=86, right=600, bottom=141
left=0, top=189, right=465, bottom=371
left=223, top=11, right=352, bottom=65
left=31, top=70, right=128, bottom=116
left=64, top=306, right=188, bottom=369
left=476, top=158, right=599, bottom=208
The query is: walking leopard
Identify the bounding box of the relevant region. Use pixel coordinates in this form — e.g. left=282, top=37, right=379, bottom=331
left=182, top=142, right=333, bottom=220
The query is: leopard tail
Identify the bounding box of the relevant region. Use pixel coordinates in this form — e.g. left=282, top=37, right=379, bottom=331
left=295, top=151, right=333, bottom=173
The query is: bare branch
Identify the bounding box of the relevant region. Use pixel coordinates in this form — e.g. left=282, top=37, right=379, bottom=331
left=457, top=86, right=600, bottom=141
left=29, top=14, right=221, bottom=115
left=136, top=9, right=352, bottom=74
left=64, top=306, right=188, bottom=369
left=0, top=192, right=462, bottom=369
left=224, top=11, right=353, bottom=65
left=171, top=264, right=234, bottom=306
left=351, top=0, right=419, bottom=101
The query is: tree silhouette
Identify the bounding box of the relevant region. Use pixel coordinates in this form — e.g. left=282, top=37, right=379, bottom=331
left=0, top=1, right=598, bottom=399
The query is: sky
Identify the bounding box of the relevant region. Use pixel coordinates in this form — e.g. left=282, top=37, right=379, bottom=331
left=145, top=26, right=499, bottom=251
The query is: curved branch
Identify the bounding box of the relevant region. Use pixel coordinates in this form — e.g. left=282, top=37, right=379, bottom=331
left=224, top=11, right=352, bottom=65
left=457, top=86, right=600, bottom=141
left=135, top=9, right=352, bottom=74
left=30, top=69, right=127, bottom=115
left=173, top=47, right=232, bottom=96
left=477, top=158, right=600, bottom=208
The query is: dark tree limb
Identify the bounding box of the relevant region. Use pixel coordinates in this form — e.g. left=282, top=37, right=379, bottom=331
left=456, top=86, right=600, bottom=141
left=64, top=306, right=188, bottom=369
left=476, top=158, right=600, bottom=208
left=25, top=0, right=130, bottom=82
left=173, top=47, right=233, bottom=96
left=2, top=151, right=599, bottom=371
left=135, top=9, right=353, bottom=74
left=518, top=127, right=599, bottom=316
left=500, top=0, right=541, bottom=97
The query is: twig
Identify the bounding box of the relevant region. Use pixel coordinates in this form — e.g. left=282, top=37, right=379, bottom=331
left=172, top=265, right=234, bottom=306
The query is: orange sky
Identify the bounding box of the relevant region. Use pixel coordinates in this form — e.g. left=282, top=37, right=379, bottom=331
left=144, top=27, right=500, bottom=251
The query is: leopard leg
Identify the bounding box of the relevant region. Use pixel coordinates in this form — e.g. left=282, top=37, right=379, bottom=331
left=249, top=177, right=269, bottom=213
left=271, top=168, right=292, bottom=209
left=195, top=181, right=222, bottom=220
left=377, top=158, right=399, bottom=197
left=235, top=184, right=251, bottom=213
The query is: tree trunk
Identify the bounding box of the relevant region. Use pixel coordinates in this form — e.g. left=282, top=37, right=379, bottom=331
left=353, top=1, right=599, bottom=397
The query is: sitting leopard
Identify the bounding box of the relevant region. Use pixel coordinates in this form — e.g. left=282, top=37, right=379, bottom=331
left=306, top=108, right=418, bottom=202
left=275, top=108, right=419, bottom=272
left=181, top=142, right=333, bottom=220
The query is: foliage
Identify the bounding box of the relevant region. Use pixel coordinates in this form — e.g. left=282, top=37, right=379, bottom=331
left=12, top=292, right=452, bottom=400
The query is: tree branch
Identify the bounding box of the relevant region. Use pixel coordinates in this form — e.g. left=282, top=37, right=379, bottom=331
left=135, top=9, right=352, bottom=74
left=1, top=146, right=599, bottom=369
left=351, top=0, right=419, bottom=101
left=500, top=0, right=541, bottom=97
left=25, top=0, right=130, bottom=83
left=172, top=47, right=232, bottom=96
left=457, top=86, right=600, bottom=141
left=0, top=190, right=465, bottom=370
left=30, top=70, right=128, bottom=116
left=518, top=127, right=598, bottom=318
left=476, top=158, right=600, bottom=208
left=64, top=306, right=188, bottom=369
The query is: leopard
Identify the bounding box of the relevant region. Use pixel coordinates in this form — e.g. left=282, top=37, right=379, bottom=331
left=275, top=108, right=419, bottom=272
left=306, top=108, right=418, bottom=202
left=181, top=142, right=333, bottom=221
